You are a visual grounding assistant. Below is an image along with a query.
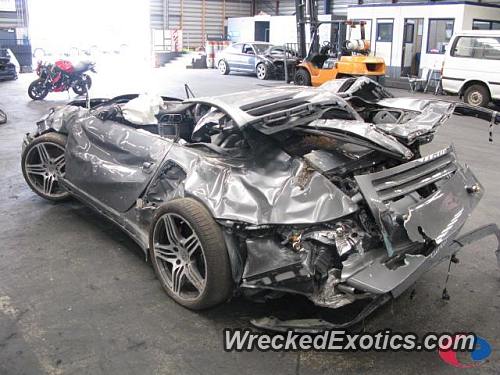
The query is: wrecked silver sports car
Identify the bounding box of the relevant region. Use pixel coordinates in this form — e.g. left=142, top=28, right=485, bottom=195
left=21, top=78, right=500, bottom=331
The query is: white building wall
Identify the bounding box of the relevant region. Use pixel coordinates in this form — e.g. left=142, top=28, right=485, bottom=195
left=461, top=4, right=500, bottom=29
left=227, top=16, right=255, bottom=42
left=348, top=3, right=500, bottom=80
left=228, top=14, right=333, bottom=45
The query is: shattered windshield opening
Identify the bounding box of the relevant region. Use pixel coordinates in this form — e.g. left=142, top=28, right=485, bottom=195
left=253, top=44, right=272, bottom=54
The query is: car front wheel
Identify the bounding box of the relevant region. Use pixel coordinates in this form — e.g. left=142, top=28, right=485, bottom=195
left=218, top=60, right=230, bottom=75
left=21, top=132, right=71, bottom=202
left=149, top=198, right=233, bottom=310
left=256, top=63, right=269, bottom=80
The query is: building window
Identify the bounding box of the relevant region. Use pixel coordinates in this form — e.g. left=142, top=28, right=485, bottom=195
left=451, top=36, right=500, bottom=60
left=473, top=19, right=500, bottom=30
left=376, top=21, right=393, bottom=42
left=427, top=19, right=454, bottom=54
left=404, top=23, right=415, bottom=43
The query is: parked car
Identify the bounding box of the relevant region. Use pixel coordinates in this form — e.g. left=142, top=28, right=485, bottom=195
left=0, top=48, right=18, bottom=81
left=21, top=78, right=500, bottom=330
left=217, top=42, right=298, bottom=80
left=442, top=30, right=500, bottom=107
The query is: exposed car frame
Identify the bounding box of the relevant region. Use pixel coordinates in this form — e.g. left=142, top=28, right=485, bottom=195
left=21, top=78, right=500, bottom=331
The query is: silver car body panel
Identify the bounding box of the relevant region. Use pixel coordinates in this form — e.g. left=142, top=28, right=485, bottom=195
left=25, top=78, right=500, bottom=330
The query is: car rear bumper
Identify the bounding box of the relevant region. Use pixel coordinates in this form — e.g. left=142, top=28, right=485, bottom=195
left=252, top=224, right=500, bottom=332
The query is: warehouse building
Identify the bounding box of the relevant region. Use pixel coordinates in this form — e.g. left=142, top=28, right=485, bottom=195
left=347, top=1, right=500, bottom=82
left=0, top=0, right=30, bottom=70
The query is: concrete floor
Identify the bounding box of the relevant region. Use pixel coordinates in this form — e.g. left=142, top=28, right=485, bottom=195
left=0, top=66, right=499, bottom=374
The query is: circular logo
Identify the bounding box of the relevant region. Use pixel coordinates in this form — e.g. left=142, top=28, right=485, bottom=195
left=438, top=335, right=491, bottom=368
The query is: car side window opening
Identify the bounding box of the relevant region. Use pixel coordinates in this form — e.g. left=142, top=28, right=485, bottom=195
left=452, top=36, right=500, bottom=60
left=228, top=43, right=243, bottom=53
left=243, top=44, right=254, bottom=54
left=253, top=44, right=271, bottom=54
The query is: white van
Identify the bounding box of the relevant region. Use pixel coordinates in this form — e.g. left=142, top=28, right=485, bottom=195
left=442, top=30, right=500, bottom=107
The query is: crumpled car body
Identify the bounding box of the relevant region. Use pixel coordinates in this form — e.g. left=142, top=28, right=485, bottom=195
left=22, top=77, right=500, bottom=331
left=217, top=42, right=298, bottom=80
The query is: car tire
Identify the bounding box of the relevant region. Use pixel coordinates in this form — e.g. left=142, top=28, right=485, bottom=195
left=463, top=84, right=490, bottom=107
left=218, top=60, right=230, bottom=75
left=28, top=79, right=49, bottom=100
left=0, top=109, right=6, bottom=125
left=149, top=198, right=233, bottom=310
left=72, top=75, right=92, bottom=95
left=294, top=68, right=311, bottom=86
left=256, top=63, right=269, bottom=80
left=21, top=132, right=71, bottom=202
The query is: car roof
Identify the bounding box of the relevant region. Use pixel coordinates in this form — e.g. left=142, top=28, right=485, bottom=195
left=233, top=42, right=273, bottom=45
left=454, top=30, right=500, bottom=36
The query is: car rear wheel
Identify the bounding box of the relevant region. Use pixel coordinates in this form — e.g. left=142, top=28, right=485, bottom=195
left=294, top=68, right=311, bottom=86
left=21, top=132, right=71, bottom=202
left=218, top=60, right=230, bottom=75
left=256, top=63, right=269, bottom=80
left=149, top=198, right=233, bottom=310
left=463, top=84, right=490, bottom=107
left=0, top=109, right=6, bottom=125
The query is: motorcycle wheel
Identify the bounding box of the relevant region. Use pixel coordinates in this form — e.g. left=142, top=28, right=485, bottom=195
left=72, top=75, right=92, bottom=96
left=28, top=79, right=49, bottom=100
left=0, top=109, right=6, bottom=125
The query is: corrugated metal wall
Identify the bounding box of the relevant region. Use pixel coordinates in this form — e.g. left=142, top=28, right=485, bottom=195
left=255, top=0, right=346, bottom=16
left=150, top=0, right=252, bottom=49
left=150, top=0, right=500, bottom=49
left=0, top=0, right=29, bottom=29
left=255, top=0, right=500, bottom=17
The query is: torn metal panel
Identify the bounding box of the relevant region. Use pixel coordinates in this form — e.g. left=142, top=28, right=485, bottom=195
left=404, top=165, right=483, bottom=244
left=251, top=294, right=392, bottom=333
left=373, top=99, right=455, bottom=143
left=65, top=114, right=169, bottom=212
left=354, top=146, right=482, bottom=252
left=159, top=142, right=359, bottom=225
left=22, top=77, right=500, bottom=330
left=345, top=224, right=500, bottom=298
left=304, top=119, right=414, bottom=159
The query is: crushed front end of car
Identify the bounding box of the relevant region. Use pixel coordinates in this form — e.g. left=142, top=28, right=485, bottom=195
left=210, top=78, right=500, bottom=332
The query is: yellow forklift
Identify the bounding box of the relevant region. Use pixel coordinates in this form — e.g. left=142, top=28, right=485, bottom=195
left=293, top=0, right=386, bottom=86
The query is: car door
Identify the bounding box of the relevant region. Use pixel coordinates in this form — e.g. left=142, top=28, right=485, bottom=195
left=225, top=43, right=243, bottom=71
left=241, top=44, right=257, bottom=72
left=444, top=35, right=500, bottom=99
left=64, top=115, right=171, bottom=212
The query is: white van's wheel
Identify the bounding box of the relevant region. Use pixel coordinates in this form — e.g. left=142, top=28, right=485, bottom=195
left=464, top=84, right=490, bottom=107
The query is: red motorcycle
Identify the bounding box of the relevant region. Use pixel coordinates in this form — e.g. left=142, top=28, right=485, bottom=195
left=28, top=60, right=96, bottom=100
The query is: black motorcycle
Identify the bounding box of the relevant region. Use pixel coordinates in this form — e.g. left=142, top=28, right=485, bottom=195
left=28, top=60, right=96, bottom=100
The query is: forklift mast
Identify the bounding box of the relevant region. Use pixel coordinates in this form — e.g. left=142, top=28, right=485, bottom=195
left=295, top=0, right=347, bottom=59
left=295, top=0, right=319, bottom=58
